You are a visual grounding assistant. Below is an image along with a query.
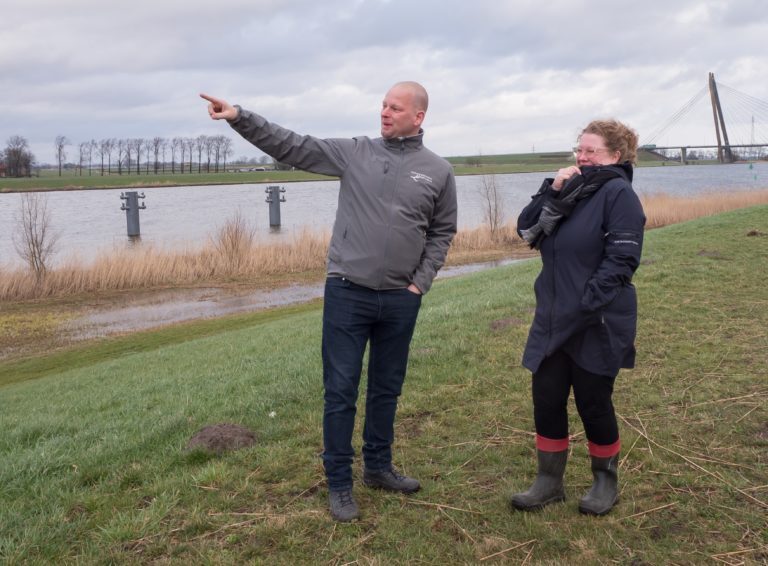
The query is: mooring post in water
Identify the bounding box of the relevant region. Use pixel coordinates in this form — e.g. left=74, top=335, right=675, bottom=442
left=120, top=191, right=146, bottom=237
left=265, top=185, right=286, bottom=227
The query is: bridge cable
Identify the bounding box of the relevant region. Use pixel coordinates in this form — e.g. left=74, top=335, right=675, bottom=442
left=642, top=85, right=708, bottom=146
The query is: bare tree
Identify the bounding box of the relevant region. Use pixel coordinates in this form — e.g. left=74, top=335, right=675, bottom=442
left=124, top=139, right=133, bottom=174
left=178, top=137, right=187, bottom=173
left=133, top=138, right=144, bottom=174
left=13, top=192, right=60, bottom=282
left=171, top=137, right=182, bottom=173
left=186, top=138, right=195, bottom=173
left=479, top=174, right=505, bottom=240
left=98, top=138, right=114, bottom=175
left=88, top=139, right=96, bottom=175
left=204, top=136, right=214, bottom=172
left=97, top=139, right=107, bottom=175
left=212, top=136, right=223, bottom=172
left=54, top=135, right=69, bottom=176
left=221, top=137, right=233, bottom=171
left=78, top=141, right=89, bottom=176
left=117, top=139, right=126, bottom=175
left=196, top=135, right=207, bottom=173
left=160, top=138, right=168, bottom=173
left=152, top=137, right=164, bottom=174
left=3, top=136, right=35, bottom=177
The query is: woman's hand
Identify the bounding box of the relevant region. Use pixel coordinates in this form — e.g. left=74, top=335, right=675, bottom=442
left=552, top=166, right=581, bottom=191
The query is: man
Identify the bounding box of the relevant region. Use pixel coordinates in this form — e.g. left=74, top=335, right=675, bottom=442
left=201, top=82, right=457, bottom=522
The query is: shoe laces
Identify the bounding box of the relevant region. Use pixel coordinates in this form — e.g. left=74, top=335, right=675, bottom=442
left=337, top=490, right=355, bottom=507
left=387, top=467, right=406, bottom=481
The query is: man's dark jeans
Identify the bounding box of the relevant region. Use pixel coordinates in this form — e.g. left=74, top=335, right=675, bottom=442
left=322, top=277, right=422, bottom=491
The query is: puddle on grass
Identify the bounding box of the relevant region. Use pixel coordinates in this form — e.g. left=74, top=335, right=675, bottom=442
left=65, top=258, right=529, bottom=340
left=65, top=284, right=326, bottom=339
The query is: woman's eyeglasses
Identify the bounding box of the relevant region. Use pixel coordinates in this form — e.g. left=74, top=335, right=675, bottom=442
left=573, top=146, right=613, bottom=158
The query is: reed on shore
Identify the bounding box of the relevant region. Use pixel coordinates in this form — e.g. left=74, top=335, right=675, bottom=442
left=1, top=189, right=767, bottom=301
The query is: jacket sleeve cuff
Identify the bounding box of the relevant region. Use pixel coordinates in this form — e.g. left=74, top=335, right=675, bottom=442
left=228, top=104, right=243, bottom=124
left=411, top=273, right=431, bottom=294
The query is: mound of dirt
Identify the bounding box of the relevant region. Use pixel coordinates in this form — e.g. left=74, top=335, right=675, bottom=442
left=185, top=423, right=256, bottom=454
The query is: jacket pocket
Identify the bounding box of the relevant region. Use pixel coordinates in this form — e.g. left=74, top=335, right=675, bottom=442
left=388, top=225, right=426, bottom=276
left=328, top=224, right=348, bottom=263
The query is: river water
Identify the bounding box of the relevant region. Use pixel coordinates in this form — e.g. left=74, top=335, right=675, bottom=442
left=1, top=162, right=766, bottom=268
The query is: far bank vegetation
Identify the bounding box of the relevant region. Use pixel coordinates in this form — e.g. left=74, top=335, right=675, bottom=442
left=1, top=189, right=768, bottom=301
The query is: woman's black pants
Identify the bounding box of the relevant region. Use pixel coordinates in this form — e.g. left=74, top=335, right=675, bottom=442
left=532, top=349, right=619, bottom=452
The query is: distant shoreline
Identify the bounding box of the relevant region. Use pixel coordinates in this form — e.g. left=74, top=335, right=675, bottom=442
left=2, top=151, right=747, bottom=193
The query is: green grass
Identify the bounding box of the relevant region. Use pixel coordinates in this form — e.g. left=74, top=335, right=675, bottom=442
left=0, top=301, right=321, bottom=388
left=1, top=207, right=766, bottom=563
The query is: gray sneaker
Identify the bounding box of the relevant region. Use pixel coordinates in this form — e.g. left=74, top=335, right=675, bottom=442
left=363, top=466, right=420, bottom=493
left=328, top=489, right=359, bottom=522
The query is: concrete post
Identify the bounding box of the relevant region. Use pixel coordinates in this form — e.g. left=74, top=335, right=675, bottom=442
left=120, top=191, right=146, bottom=237
left=680, top=147, right=687, bottom=165
left=265, top=185, right=286, bottom=227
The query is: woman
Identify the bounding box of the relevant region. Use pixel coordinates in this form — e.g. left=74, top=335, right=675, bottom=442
left=512, top=119, right=645, bottom=516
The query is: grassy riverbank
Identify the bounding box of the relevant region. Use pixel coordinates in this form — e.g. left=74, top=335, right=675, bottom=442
left=0, top=169, right=337, bottom=192
left=0, top=150, right=680, bottom=192
left=1, top=206, right=766, bottom=563
left=2, top=190, right=767, bottom=363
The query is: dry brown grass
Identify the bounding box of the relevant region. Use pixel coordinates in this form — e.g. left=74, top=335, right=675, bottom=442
left=0, top=229, right=330, bottom=301
left=640, top=189, right=768, bottom=228
left=1, top=189, right=767, bottom=301
left=448, top=224, right=537, bottom=264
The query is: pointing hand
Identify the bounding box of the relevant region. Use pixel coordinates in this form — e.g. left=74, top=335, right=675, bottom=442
left=199, top=93, right=239, bottom=121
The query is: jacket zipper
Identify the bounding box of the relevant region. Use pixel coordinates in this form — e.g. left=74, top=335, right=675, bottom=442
left=377, top=142, right=405, bottom=287
left=545, top=232, right=557, bottom=356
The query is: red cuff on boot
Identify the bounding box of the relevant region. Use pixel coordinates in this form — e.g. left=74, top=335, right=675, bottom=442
left=588, top=439, right=621, bottom=458
left=536, top=434, right=569, bottom=452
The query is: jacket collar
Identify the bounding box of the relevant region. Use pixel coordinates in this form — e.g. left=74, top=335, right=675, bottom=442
left=580, top=161, right=634, bottom=183
left=382, top=129, right=424, bottom=152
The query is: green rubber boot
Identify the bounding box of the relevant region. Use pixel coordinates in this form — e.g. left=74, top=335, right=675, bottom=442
left=510, top=449, right=568, bottom=511
left=579, top=454, right=619, bottom=516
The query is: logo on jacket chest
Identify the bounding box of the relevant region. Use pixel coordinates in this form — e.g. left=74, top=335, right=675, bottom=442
left=410, top=171, right=433, bottom=184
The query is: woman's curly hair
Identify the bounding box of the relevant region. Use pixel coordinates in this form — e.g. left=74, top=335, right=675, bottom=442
left=581, top=119, right=639, bottom=164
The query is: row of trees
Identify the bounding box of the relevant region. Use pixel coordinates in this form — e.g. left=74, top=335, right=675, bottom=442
left=54, top=134, right=237, bottom=176
left=1, top=134, right=243, bottom=178
left=654, top=147, right=768, bottom=162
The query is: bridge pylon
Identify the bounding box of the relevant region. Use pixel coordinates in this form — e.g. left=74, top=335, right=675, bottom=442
left=708, top=72, right=735, bottom=163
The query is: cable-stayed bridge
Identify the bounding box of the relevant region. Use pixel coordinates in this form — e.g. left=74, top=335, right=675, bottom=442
left=640, top=73, right=768, bottom=164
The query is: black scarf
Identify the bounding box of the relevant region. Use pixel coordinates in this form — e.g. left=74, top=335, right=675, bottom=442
left=520, top=167, right=623, bottom=249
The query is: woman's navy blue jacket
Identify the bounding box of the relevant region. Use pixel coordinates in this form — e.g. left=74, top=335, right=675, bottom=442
left=517, top=163, right=645, bottom=376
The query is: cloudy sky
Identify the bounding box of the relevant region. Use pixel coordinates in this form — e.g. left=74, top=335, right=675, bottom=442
left=3, top=0, right=767, bottom=164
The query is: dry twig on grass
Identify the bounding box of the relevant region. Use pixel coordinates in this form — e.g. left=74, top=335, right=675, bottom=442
left=406, top=499, right=480, bottom=514
left=618, top=415, right=768, bottom=510
left=479, top=539, right=537, bottom=562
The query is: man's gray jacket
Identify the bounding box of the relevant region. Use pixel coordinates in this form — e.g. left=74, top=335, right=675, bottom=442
left=229, top=108, right=458, bottom=293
